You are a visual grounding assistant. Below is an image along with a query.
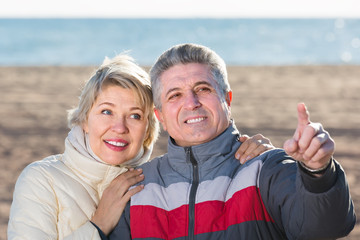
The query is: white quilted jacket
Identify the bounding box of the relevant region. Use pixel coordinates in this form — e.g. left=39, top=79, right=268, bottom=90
left=8, top=137, right=130, bottom=240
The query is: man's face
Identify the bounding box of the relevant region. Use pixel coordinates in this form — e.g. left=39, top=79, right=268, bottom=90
left=154, top=63, right=232, bottom=147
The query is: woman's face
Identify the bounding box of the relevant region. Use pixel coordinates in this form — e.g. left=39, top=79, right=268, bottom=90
left=83, top=85, right=148, bottom=165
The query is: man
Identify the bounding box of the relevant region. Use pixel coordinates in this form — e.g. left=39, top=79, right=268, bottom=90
left=104, top=43, right=356, bottom=239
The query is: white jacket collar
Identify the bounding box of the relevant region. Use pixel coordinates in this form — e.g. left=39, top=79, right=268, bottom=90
left=61, top=126, right=152, bottom=197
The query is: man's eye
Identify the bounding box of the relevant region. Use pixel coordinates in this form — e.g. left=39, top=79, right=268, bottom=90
left=101, top=110, right=112, bottom=115
left=198, top=87, right=211, bottom=92
left=168, top=93, right=180, bottom=100
left=130, top=114, right=141, bottom=120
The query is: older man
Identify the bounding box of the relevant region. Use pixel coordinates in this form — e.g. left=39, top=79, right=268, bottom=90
left=104, top=43, right=355, bottom=239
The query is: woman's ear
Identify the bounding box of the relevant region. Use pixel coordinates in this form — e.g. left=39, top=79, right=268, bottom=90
left=143, top=118, right=150, bottom=145
left=82, top=122, right=89, bottom=134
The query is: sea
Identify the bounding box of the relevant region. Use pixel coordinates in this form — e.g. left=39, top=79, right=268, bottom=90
left=1, top=18, right=360, bottom=66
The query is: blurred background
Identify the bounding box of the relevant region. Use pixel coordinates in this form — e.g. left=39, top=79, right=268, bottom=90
left=1, top=0, right=360, bottom=66
left=1, top=0, right=359, bottom=239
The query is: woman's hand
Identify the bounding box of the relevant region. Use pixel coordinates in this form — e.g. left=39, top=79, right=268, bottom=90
left=91, top=168, right=144, bottom=235
left=236, top=134, right=275, bottom=164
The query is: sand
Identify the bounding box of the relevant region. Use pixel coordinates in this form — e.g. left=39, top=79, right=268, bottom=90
left=1, top=65, right=359, bottom=239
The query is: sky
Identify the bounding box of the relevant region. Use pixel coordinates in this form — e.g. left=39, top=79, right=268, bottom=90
left=1, top=0, right=359, bottom=18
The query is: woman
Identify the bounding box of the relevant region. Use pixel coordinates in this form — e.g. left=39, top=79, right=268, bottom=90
left=8, top=54, right=273, bottom=239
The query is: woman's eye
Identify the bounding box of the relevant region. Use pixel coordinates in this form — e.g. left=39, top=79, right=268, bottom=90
left=101, top=109, right=112, bottom=115
left=130, top=113, right=141, bottom=120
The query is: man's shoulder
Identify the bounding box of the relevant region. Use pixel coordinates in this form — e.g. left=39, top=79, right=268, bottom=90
left=138, top=153, right=169, bottom=174
left=134, top=153, right=180, bottom=191
left=256, top=148, right=297, bottom=174
left=251, top=148, right=295, bottom=168
left=253, top=148, right=287, bottom=162
left=264, top=148, right=287, bottom=158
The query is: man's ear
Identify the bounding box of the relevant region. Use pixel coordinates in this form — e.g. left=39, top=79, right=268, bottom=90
left=154, top=107, right=166, bottom=131
left=225, top=90, right=232, bottom=106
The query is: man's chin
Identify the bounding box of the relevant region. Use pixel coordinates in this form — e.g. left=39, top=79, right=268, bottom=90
left=175, top=134, right=214, bottom=147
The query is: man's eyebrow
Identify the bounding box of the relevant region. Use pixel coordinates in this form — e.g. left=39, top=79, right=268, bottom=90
left=194, top=81, right=213, bottom=87
left=165, top=87, right=181, bottom=98
left=165, top=81, right=214, bottom=98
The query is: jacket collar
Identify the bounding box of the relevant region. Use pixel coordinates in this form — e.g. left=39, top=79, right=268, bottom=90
left=166, top=121, right=241, bottom=176
left=62, top=138, right=127, bottom=197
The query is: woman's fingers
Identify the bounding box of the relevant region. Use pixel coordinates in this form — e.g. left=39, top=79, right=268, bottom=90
left=91, top=168, right=145, bottom=235
left=236, top=134, right=275, bottom=164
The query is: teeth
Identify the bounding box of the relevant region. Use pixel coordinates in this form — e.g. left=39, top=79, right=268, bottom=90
left=186, top=117, right=205, bottom=124
left=105, top=140, right=126, bottom=147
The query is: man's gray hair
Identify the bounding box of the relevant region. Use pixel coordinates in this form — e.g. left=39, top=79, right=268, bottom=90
left=149, top=43, right=231, bottom=109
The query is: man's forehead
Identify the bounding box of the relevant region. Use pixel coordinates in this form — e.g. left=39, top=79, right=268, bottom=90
left=161, top=64, right=214, bottom=87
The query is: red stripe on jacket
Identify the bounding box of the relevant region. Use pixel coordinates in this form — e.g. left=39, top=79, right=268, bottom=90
left=131, top=186, right=273, bottom=239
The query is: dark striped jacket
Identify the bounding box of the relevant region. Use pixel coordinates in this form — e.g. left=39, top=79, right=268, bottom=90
left=107, top=122, right=355, bottom=240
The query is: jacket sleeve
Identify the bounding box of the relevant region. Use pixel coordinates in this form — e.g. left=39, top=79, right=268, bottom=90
left=8, top=163, right=102, bottom=240
left=259, top=149, right=356, bottom=240
left=64, top=221, right=102, bottom=240
left=106, top=202, right=132, bottom=240
left=8, top=163, right=60, bottom=239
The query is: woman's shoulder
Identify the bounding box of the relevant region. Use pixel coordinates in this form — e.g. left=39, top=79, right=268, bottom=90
left=11, top=155, right=67, bottom=202
left=17, top=154, right=67, bottom=183
left=24, top=153, right=63, bottom=169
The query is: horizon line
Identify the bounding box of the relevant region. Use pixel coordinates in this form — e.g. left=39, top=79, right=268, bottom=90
left=1, top=16, right=360, bottom=19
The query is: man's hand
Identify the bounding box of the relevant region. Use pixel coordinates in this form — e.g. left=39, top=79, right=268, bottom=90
left=236, top=134, right=275, bottom=164
left=283, top=103, right=335, bottom=171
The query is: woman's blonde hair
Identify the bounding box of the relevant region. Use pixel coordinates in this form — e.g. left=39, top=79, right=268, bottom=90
left=68, top=54, right=159, bottom=149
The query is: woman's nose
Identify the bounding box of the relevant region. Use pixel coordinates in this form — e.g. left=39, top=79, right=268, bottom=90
left=112, top=117, right=129, bottom=133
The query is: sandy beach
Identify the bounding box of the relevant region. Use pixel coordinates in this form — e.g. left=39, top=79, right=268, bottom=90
left=1, top=65, right=359, bottom=239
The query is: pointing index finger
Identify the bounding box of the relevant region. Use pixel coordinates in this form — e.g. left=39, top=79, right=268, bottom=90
left=297, top=102, right=311, bottom=127
left=292, top=103, right=311, bottom=141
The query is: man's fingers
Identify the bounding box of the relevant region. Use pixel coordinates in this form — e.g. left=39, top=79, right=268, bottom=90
left=285, top=122, right=335, bottom=168
left=301, top=131, right=326, bottom=160
left=310, top=141, right=335, bottom=163
left=304, top=135, right=335, bottom=163
left=292, top=103, right=311, bottom=141
left=297, top=103, right=311, bottom=126
left=297, top=123, right=321, bottom=152
left=284, top=103, right=336, bottom=168
left=283, top=138, right=298, bottom=155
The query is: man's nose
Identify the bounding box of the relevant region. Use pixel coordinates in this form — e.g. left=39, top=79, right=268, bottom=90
left=183, top=92, right=201, bottom=110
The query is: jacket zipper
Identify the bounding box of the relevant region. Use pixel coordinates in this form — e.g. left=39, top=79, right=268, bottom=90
left=186, top=147, right=199, bottom=240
